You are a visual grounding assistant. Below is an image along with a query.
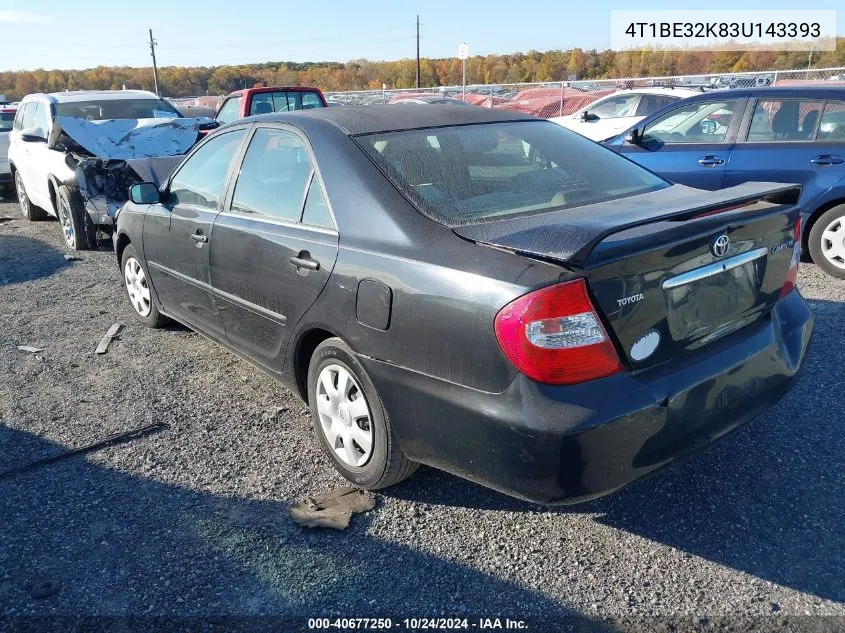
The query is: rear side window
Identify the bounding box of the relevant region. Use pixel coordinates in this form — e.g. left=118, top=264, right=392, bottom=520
left=642, top=100, right=738, bottom=144
left=168, top=129, right=246, bottom=208
left=745, top=99, right=825, bottom=142
left=216, top=96, right=241, bottom=125
left=356, top=121, right=666, bottom=226
left=231, top=128, right=314, bottom=222
left=635, top=94, right=678, bottom=117
left=818, top=101, right=845, bottom=141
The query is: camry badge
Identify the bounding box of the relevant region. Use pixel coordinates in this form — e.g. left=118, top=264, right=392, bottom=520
left=630, top=329, right=660, bottom=361
left=711, top=234, right=731, bottom=257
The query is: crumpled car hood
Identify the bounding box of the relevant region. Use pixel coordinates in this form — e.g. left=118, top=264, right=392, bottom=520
left=50, top=116, right=199, bottom=160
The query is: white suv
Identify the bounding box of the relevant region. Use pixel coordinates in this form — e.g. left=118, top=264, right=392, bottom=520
left=549, top=87, right=704, bottom=142
left=8, top=90, right=189, bottom=250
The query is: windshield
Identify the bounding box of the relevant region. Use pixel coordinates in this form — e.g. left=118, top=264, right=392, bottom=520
left=0, top=112, right=14, bottom=132
left=356, top=121, right=667, bottom=226
left=55, top=98, right=182, bottom=121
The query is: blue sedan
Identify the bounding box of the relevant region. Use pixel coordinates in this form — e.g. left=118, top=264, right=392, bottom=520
left=605, top=86, right=845, bottom=279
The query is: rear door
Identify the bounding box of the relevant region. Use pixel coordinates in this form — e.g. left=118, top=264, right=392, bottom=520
left=725, top=98, right=845, bottom=205
left=210, top=125, right=339, bottom=373
left=143, top=128, right=248, bottom=337
left=618, top=96, right=746, bottom=190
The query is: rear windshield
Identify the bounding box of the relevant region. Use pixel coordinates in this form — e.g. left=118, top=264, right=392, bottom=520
left=249, top=91, right=325, bottom=115
left=356, top=121, right=667, bottom=225
left=0, top=112, right=15, bottom=132
left=55, top=98, right=182, bottom=120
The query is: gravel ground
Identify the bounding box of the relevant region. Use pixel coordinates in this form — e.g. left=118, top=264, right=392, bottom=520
left=1, top=194, right=844, bottom=631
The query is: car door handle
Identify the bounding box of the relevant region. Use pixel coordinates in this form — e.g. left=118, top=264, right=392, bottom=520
left=290, top=252, right=320, bottom=271
left=190, top=232, right=208, bottom=243
left=810, top=155, right=844, bottom=166
left=697, top=156, right=725, bottom=167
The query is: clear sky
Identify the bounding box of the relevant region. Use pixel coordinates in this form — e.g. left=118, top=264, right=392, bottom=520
left=1, top=0, right=843, bottom=71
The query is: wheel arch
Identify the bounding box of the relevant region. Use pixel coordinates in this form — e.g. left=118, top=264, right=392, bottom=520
left=292, top=326, right=344, bottom=404
left=115, top=231, right=132, bottom=268
left=46, top=175, right=64, bottom=214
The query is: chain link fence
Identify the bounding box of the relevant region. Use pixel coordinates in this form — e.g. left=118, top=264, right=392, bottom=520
left=324, top=67, right=845, bottom=118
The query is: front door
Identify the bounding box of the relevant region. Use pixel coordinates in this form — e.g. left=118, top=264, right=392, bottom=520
left=619, top=97, right=745, bottom=190
left=209, top=125, right=339, bottom=373
left=143, top=128, right=248, bottom=337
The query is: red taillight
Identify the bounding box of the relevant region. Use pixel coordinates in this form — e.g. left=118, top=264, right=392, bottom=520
left=494, top=279, right=623, bottom=385
left=780, top=217, right=802, bottom=298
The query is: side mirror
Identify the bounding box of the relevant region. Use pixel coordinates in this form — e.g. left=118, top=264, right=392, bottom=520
left=129, top=182, right=160, bottom=205
left=195, top=116, right=219, bottom=131
left=20, top=127, right=47, bottom=143
left=625, top=128, right=642, bottom=145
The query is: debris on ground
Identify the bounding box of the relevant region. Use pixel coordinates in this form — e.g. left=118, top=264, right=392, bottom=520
left=289, top=487, right=375, bottom=530
left=0, top=216, right=13, bottom=224
left=64, top=254, right=82, bottom=261
left=95, top=323, right=123, bottom=354
left=16, top=345, right=44, bottom=354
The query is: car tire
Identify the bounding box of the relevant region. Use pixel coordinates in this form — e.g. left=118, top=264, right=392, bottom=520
left=121, top=244, right=168, bottom=328
left=57, top=185, right=96, bottom=251
left=808, top=204, right=845, bottom=280
left=15, top=171, right=47, bottom=221
left=307, top=337, right=418, bottom=490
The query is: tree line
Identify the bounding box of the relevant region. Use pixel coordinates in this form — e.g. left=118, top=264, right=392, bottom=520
left=1, top=41, right=844, bottom=101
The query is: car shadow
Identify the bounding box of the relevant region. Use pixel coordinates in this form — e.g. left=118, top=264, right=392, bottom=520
left=385, top=298, right=845, bottom=603
left=0, top=234, right=71, bottom=286
left=0, top=426, right=619, bottom=629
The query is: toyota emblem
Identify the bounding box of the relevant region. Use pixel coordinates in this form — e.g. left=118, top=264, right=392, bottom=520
left=711, top=234, right=730, bottom=257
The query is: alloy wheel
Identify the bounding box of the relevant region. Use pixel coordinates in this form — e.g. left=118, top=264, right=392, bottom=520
left=15, top=173, right=29, bottom=218
left=315, top=364, right=374, bottom=467
left=124, top=257, right=152, bottom=317
left=56, top=197, right=76, bottom=248
left=820, top=216, right=845, bottom=270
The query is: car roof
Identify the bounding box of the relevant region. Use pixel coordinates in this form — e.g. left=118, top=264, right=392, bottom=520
left=24, top=90, right=162, bottom=104
left=227, top=86, right=323, bottom=97
left=679, top=85, right=845, bottom=103
left=239, top=104, right=537, bottom=135
left=610, top=87, right=703, bottom=97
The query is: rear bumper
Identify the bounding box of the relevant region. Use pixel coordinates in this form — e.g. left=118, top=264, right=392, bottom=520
left=360, top=290, right=814, bottom=504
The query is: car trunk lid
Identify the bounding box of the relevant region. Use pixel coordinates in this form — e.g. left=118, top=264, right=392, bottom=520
left=453, top=182, right=802, bottom=369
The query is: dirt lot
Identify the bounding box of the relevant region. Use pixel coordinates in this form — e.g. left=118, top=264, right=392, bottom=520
left=1, top=194, right=844, bottom=629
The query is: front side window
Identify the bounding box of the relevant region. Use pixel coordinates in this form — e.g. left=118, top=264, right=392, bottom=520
left=215, top=96, right=241, bottom=125
left=55, top=98, right=181, bottom=120
left=356, top=121, right=667, bottom=226
left=641, top=100, right=738, bottom=144
left=13, top=104, right=29, bottom=130
left=745, top=99, right=825, bottom=142
left=168, top=129, right=246, bottom=209
left=33, top=103, right=50, bottom=135
left=587, top=94, right=640, bottom=119
left=20, top=103, right=37, bottom=130
left=231, top=128, right=314, bottom=222
left=816, top=101, right=845, bottom=141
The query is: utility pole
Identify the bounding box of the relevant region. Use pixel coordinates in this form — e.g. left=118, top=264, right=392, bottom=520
left=415, top=15, right=421, bottom=89
left=149, top=29, right=160, bottom=96
left=807, top=45, right=814, bottom=70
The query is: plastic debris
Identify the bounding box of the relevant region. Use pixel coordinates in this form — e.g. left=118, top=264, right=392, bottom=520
left=95, top=323, right=122, bottom=355
left=16, top=345, right=44, bottom=353
left=289, top=487, right=375, bottom=530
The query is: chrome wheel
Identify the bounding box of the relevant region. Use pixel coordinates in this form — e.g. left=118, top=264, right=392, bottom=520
left=124, top=257, right=152, bottom=317
left=15, top=173, right=29, bottom=218
left=56, top=196, right=76, bottom=248
left=820, top=216, right=845, bottom=270
left=315, top=364, right=374, bottom=467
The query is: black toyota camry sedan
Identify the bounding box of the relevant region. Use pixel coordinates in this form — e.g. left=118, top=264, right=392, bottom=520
left=114, top=105, right=813, bottom=504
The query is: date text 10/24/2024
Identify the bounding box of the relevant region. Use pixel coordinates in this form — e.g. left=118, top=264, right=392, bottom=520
left=308, top=618, right=529, bottom=630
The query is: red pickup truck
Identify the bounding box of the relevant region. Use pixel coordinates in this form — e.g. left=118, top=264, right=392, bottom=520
left=214, top=86, right=327, bottom=125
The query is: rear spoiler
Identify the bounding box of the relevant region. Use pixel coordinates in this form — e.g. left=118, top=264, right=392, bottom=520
left=452, top=182, right=801, bottom=267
